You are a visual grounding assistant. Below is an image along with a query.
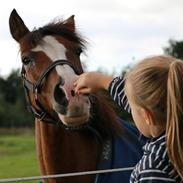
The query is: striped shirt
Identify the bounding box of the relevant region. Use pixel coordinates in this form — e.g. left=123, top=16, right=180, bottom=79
left=130, top=134, right=182, bottom=183
left=108, top=76, right=131, bottom=113
left=108, top=76, right=182, bottom=183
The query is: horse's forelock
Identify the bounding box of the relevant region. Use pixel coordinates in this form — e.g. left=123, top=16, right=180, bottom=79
left=20, top=20, right=86, bottom=53
left=20, top=30, right=43, bottom=52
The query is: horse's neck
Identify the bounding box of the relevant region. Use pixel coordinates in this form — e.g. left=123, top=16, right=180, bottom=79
left=34, top=94, right=121, bottom=183
left=90, top=94, right=122, bottom=138
left=35, top=119, right=102, bottom=183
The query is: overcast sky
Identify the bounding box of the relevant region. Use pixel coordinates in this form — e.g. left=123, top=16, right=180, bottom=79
left=1, top=0, right=183, bottom=76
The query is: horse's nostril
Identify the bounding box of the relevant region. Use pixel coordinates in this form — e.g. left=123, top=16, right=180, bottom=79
left=71, top=90, right=75, bottom=97
left=54, top=84, right=68, bottom=108
left=62, top=98, right=69, bottom=107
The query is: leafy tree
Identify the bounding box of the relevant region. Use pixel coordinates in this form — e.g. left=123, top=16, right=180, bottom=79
left=164, top=39, right=183, bottom=59
left=0, top=69, right=33, bottom=128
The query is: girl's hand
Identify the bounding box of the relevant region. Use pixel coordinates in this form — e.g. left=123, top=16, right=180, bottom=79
left=74, top=72, right=113, bottom=94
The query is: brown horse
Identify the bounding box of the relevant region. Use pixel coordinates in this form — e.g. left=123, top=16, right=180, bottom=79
left=9, top=9, right=144, bottom=183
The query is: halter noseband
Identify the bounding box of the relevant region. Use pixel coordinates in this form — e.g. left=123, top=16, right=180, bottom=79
left=21, top=59, right=91, bottom=129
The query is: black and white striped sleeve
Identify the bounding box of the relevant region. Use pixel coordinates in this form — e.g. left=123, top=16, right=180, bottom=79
left=137, top=169, right=176, bottom=182
left=108, top=76, right=131, bottom=113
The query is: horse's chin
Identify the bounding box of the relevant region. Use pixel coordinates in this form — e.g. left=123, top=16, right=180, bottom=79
left=58, top=114, right=89, bottom=127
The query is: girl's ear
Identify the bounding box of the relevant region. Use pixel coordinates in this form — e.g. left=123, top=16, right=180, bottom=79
left=141, top=108, right=153, bottom=125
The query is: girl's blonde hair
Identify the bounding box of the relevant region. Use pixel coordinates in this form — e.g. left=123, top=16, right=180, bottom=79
left=125, top=55, right=183, bottom=179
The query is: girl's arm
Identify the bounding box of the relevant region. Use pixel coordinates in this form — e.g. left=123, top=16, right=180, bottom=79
left=74, top=72, right=130, bottom=112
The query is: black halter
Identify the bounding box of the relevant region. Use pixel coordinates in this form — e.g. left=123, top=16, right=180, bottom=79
left=21, top=59, right=92, bottom=129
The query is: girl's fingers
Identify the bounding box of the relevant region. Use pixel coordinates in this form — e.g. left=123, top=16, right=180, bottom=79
left=74, top=80, right=86, bottom=92
left=74, top=84, right=82, bottom=93
left=73, top=81, right=77, bottom=87
left=73, top=73, right=90, bottom=93
left=78, top=88, right=90, bottom=94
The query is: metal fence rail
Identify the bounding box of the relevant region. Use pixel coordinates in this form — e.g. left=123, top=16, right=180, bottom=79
left=0, top=167, right=134, bottom=182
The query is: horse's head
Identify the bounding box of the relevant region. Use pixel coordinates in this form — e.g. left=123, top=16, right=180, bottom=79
left=9, top=9, right=91, bottom=127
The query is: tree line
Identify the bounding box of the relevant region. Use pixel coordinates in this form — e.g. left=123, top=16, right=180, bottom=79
left=0, top=70, right=34, bottom=127
left=0, top=39, right=182, bottom=127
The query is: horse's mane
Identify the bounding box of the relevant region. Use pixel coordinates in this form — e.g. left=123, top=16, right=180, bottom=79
left=22, top=20, right=86, bottom=50
left=23, top=20, right=123, bottom=139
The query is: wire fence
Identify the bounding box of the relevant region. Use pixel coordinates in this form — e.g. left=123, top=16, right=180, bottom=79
left=0, top=167, right=134, bottom=182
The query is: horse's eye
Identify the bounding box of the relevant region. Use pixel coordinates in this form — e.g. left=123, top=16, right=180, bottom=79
left=22, top=57, right=32, bottom=65
left=75, top=48, right=82, bottom=57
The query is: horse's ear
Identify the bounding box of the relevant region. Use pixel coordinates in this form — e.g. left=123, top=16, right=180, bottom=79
left=63, top=15, right=75, bottom=32
left=9, top=9, right=29, bottom=42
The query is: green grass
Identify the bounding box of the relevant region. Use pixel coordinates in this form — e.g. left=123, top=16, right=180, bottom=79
left=0, top=129, right=40, bottom=183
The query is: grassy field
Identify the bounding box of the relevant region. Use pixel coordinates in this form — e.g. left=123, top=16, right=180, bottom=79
left=0, top=128, right=40, bottom=183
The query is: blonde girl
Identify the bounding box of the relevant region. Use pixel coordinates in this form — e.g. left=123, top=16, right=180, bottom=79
left=74, top=55, right=183, bottom=182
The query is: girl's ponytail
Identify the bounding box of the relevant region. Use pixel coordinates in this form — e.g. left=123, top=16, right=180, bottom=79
left=167, top=61, right=183, bottom=179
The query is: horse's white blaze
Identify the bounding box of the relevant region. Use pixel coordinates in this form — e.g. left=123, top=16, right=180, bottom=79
left=32, top=36, right=76, bottom=80
left=32, top=36, right=67, bottom=61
